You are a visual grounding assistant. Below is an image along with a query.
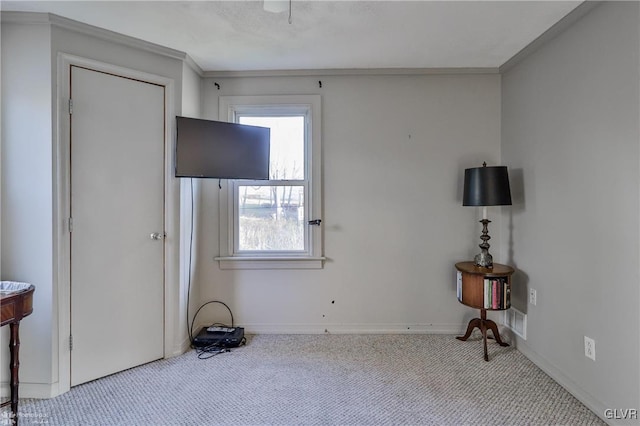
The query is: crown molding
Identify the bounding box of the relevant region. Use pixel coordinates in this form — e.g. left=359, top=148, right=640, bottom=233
left=203, top=67, right=499, bottom=78
left=1, top=11, right=188, bottom=63
left=183, top=54, right=204, bottom=77
left=5, top=4, right=597, bottom=80
left=1, top=10, right=52, bottom=25
left=499, top=1, right=602, bottom=74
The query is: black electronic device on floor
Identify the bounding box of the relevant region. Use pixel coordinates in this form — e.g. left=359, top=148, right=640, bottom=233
left=192, top=326, right=245, bottom=348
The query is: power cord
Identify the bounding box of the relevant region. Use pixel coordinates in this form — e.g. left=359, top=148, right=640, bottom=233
left=189, top=300, right=234, bottom=344
left=195, top=336, right=247, bottom=359
left=185, top=178, right=245, bottom=359
left=189, top=301, right=246, bottom=358
left=186, top=178, right=195, bottom=343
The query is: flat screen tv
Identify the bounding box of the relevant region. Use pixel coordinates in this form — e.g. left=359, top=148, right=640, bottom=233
left=175, top=116, right=270, bottom=179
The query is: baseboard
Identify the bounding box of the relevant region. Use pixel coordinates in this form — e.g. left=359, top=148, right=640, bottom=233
left=1, top=335, right=190, bottom=401
left=0, top=381, right=61, bottom=399
left=0, top=324, right=472, bottom=400
left=515, top=339, right=610, bottom=425
left=165, top=335, right=192, bottom=358
left=241, top=323, right=465, bottom=335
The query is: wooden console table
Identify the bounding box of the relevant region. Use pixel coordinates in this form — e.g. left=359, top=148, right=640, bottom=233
left=455, top=262, right=514, bottom=361
left=1, top=282, right=35, bottom=426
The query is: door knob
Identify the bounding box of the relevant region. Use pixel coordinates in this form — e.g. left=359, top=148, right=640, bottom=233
left=150, top=232, right=165, bottom=241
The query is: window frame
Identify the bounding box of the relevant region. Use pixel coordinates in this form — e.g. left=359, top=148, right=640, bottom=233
left=215, top=95, right=324, bottom=270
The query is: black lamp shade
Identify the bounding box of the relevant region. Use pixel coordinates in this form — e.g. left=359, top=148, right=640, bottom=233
left=463, top=166, right=512, bottom=206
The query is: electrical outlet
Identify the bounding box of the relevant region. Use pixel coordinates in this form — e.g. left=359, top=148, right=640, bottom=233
left=584, top=336, right=596, bottom=361
left=529, top=288, right=537, bottom=306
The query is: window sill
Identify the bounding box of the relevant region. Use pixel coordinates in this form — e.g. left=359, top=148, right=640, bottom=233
left=215, top=256, right=326, bottom=270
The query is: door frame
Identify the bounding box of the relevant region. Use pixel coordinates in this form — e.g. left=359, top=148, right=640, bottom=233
left=55, top=53, right=180, bottom=395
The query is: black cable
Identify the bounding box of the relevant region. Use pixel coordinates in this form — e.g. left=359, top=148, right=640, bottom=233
left=184, top=178, right=243, bottom=359
left=190, top=301, right=242, bottom=358
left=195, top=336, right=246, bottom=360
left=196, top=346, right=228, bottom=359
left=189, top=300, right=235, bottom=345
left=186, top=178, right=195, bottom=343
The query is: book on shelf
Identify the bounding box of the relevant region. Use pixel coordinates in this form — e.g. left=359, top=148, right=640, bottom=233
left=483, top=277, right=510, bottom=309
left=484, top=279, right=490, bottom=308
left=503, top=282, right=511, bottom=309
left=492, top=281, right=499, bottom=309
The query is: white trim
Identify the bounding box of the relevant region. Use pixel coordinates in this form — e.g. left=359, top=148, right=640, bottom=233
left=215, top=256, right=325, bottom=270
left=55, top=53, right=179, bottom=396
left=204, top=67, right=499, bottom=78
left=515, top=339, right=610, bottom=425
left=0, top=10, right=52, bottom=25
left=1, top=12, right=187, bottom=62
left=217, top=95, right=323, bottom=268
left=183, top=54, right=204, bottom=77
left=241, top=323, right=466, bottom=335
left=0, top=382, right=61, bottom=400
left=499, top=2, right=602, bottom=73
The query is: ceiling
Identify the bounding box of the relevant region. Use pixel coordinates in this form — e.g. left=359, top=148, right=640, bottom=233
left=1, top=1, right=583, bottom=72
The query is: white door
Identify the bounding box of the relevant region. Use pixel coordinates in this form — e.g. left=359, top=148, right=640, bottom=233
left=70, top=66, right=165, bottom=386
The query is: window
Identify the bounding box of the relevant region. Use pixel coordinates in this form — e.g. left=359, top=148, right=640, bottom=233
left=216, top=95, right=323, bottom=269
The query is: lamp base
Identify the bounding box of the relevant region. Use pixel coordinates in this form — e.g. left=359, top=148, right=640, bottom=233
left=474, top=251, right=493, bottom=268
left=474, top=218, right=493, bottom=268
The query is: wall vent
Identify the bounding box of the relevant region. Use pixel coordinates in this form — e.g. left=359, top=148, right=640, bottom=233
left=503, top=307, right=527, bottom=340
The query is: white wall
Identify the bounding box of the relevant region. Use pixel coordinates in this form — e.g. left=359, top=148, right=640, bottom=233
left=51, top=19, right=188, bottom=375
left=179, top=62, right=203, bottom=347
left=1, top=21, right=55, bottom=390
left=194, top=73, right=502, bottom=333
left=181, top=62, right=202, bottom=118
left=1, top=12, right=189, bottom=398
left=501, top=2, right=639, bottom=422
left=11, top=6, right=634, bottom=414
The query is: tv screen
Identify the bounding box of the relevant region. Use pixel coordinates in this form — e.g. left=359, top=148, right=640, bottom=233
left=175, top=116, right=270, bottom=179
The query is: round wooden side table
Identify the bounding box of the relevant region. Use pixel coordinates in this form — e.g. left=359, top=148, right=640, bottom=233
left=1, top=282, right=35, bottom=425
left=455, top=262, right=514, bottom=361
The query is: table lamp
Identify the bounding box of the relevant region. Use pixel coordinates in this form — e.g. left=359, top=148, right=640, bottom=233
left=463, top=162, right=512, bottom=268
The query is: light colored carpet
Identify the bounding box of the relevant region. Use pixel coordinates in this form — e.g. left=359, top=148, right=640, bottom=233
left=7, top=334, right=604, bottom=425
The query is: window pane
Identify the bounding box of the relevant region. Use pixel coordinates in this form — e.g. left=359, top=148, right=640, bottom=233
left=238, top=116, right=304, bottom=180
left=238, top=185, right=305, bottom=251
